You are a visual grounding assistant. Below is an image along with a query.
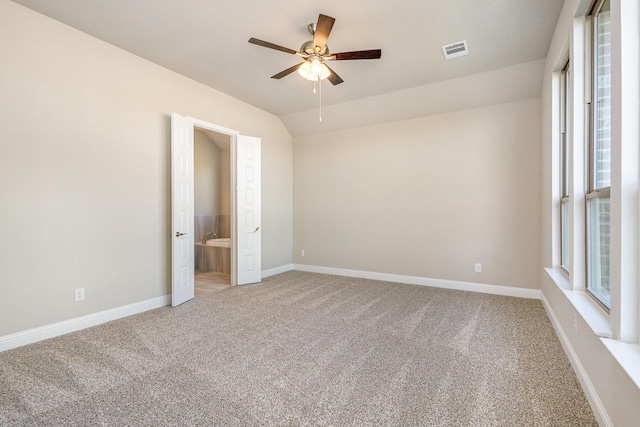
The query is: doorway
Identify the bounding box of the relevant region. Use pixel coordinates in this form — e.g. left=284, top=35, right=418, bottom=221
left=193, top=128, right=232, bottom=297
left=171, top=113, right=262, bottom=307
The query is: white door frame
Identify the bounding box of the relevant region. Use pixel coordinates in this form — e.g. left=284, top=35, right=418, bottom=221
left=188, top=116, right=239, bottom=287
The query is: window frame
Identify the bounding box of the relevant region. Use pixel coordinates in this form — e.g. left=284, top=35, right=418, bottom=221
left=585, top=0, right=611, bottom=310
left=560, top=60, right=570, bottom=274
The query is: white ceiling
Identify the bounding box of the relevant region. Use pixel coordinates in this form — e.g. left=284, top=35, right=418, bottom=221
left=11, top=0, right=564, bottom=135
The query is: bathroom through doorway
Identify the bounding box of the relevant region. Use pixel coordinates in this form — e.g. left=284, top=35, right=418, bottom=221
left=193, top=127, right=232, bottom=296
left=171, top=113, right=262, bottom=307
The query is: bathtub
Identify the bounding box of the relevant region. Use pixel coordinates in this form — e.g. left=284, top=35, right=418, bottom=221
left=204, top=238, right=231, bottom=248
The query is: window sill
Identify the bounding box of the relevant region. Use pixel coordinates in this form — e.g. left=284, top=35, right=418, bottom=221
left=545, top=267, right=640, bottom=390
left=601, top=338, right=640, bottom=389
left=545, top=268, right=612, bottom=338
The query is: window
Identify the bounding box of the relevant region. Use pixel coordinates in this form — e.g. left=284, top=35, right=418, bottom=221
left=560, top=61, right=570, bottom=273
left=586, top=0, right=611, bottom=308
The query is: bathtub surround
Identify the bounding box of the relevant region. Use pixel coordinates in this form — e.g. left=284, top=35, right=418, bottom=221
left=0, top=271, right=596, bottom=426
left=215, top=215, right=231, bottom=239
left=194, top=215, right=214, bottom=244
left=194, top=215, right=231, bottom=244
left=202, top=238, right=232, bottom=248
left=195, top=215, right=231, bottom=275
left=195, top=245, right=231, bottom=275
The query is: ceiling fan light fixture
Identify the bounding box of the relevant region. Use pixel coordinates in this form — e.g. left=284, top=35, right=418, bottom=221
left=310, top=58, right=323, bottom=76
left=297, top=60, right=330, bottom=81
left=297, top=61, right=312, bottom=79
left=318, top=63, right=331, bottom=80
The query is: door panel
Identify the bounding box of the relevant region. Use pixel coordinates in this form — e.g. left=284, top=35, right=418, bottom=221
left=237, top=135, right=261, bottom=285
left=171, top=113, right=194, bottom=306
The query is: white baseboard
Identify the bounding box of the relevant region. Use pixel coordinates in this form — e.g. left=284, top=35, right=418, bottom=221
left=0, top=295, right=170, bottom=353
left=540, top=293, right=612, bottom=427
left=293, top=264, right=540, bottom=299
left=262, top=264, right=293, bottom=278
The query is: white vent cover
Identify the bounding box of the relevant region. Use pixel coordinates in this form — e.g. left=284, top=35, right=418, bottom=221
left=442, top=40, right=469, bottom=60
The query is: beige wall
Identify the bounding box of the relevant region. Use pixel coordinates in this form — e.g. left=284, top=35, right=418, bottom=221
left=293, top=99, right=542, bottom=289
left=0, top=0, right=293, bottom=336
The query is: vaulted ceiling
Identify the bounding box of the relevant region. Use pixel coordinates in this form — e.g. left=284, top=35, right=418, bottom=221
left=11, top=0, right=564, bottom=135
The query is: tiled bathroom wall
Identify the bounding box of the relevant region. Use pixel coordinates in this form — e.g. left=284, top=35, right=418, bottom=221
left=194, top=215, right=214, bottom=243
left=195, top=215, right=231, bottom=241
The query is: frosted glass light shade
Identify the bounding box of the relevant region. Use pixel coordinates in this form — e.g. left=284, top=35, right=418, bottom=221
left=297, top=61, right=312, bottom=79
left=297, top=60, right=330, bottom=81
left=310, top=59, right=323, bottom=75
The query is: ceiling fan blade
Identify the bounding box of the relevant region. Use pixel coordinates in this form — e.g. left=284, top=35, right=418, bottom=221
left=313, top=14, right=335, bottom=51
left=248, top=37, right=298, bottom=55
left=332, top=49, right=382, bottom=60
left=324, top=64, right=344, bottom=86
left=271, top=63, right=305, bottom=79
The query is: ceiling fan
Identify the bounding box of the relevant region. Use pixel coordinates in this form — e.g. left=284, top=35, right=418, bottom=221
left=248, top=14, right=381, bottom=85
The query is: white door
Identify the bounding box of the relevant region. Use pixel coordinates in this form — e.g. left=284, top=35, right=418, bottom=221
left=171, top=113, right=194, bottom=306
left=237, top=135, right=262, bottom=285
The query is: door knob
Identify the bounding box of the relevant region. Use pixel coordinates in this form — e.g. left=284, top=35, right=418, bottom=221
left=254, top=226, right=260, bottom=233
left=176, top=232, right=186, bottom=237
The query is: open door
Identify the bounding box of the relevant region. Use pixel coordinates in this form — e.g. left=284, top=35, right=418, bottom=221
left=171, top=113, right=194, bottom=306
left=237, top=135, right=262, bottom=285
left=171, top=114, right=261, bottom=298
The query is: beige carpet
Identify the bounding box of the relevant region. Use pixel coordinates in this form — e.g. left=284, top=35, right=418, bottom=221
left=0, top=271, right=597, bottom=426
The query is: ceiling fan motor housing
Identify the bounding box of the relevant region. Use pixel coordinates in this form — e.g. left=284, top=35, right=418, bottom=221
left=301, top=41, right=329, bottom=56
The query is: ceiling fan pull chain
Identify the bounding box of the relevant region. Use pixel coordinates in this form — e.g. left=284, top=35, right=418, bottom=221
left=319, top=78, right=322, bottom=122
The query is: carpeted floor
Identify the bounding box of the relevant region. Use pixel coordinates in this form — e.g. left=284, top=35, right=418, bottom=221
left=0, top=271, right=597, bottom=426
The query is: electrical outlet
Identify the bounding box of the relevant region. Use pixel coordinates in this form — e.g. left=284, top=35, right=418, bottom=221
left=474, top=263, right=482, bottom=273
left=75, top=288, right=85, bottom=301
left=301, top=249, right=305, bottom=257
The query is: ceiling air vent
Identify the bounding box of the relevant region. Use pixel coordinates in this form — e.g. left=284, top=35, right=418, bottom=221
left=442, top=40, right=469, bottom=60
